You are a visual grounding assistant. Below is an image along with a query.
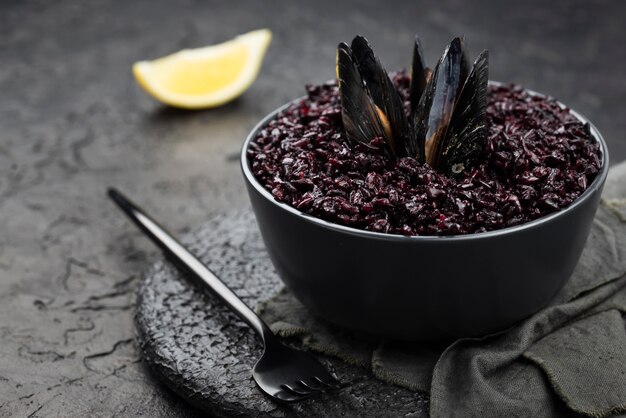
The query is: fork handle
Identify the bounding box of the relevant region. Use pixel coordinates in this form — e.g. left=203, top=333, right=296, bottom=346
left=108, top=188, right=272, bottom=341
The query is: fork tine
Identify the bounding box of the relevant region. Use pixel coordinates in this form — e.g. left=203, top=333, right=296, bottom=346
left=313, top=375, right=341, bottom=388
left=281, top=383, right=317, bottom=397
left=296, top=380, right=324, bottom=393
left=298, top=378, right=325, bottom=391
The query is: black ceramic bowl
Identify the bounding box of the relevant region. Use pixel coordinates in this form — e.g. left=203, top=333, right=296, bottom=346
left=241, top=88, right=609, bottom=341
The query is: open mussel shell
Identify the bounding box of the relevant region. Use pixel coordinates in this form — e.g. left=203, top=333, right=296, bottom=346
left=432, top=50, right=489, bottom=176
left=349, top=36, right=410, bottom=157
left=336, top=42, right=388, bottom=150
left=412, top=37, right=468, bottom=164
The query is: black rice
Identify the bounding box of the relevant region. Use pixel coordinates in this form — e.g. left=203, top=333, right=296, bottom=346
left=248, top=74, right=601, bottom=236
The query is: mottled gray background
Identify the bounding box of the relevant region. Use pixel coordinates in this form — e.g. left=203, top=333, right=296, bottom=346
left=1, top=0, right=624, bottom=416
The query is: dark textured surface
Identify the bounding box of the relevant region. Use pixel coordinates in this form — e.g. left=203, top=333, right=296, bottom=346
left=135, top=210, right=429, bottom=417
left=1, top=0, right=625, bottom=416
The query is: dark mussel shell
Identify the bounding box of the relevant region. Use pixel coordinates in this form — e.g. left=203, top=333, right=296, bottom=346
left=337, top=37, right=409, bottom=157
left=336, top=42, right=389, bottom=151
left=411, top=37, right=468, bottom=164
left=431, top=50, right=489, bottom=175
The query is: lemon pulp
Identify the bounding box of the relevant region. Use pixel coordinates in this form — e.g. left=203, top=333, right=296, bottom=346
left=133, top=29, right=272, bottom=109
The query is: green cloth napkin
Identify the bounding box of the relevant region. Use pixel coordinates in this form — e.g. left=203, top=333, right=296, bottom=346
left=257, top=162, right=626, bottom=418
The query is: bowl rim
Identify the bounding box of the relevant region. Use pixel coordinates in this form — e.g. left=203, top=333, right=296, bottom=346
left=240, top=82, right=609, bottom=242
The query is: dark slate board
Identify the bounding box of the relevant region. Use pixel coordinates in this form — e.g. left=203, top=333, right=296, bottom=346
left=135, top=210, right=430, bottom=417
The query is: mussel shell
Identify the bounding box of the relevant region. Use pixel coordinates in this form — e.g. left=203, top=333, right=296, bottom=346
left=350, top=36, right=409, bottom=157
left=433, top=50, right=489, bottom=176
left=336, top=42, right=388, bottom=150
left=412, top=37, right=468, bottom=164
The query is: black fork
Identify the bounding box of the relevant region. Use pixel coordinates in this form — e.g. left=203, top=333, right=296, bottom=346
left=108, top=188, right=340, bottom=402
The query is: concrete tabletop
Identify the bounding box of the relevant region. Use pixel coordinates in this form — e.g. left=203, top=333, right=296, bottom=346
left=1, top=0, right=624, bottom=416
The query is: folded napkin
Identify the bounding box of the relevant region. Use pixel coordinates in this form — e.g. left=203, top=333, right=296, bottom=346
left=257, top=162, right=626, bottom=418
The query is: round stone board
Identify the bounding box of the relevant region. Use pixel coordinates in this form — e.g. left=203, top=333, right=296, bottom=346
left=135, top=209, right=430, bottom=417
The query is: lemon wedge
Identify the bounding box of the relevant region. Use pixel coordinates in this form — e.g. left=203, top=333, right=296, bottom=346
left=133, top=29, right=272, bottom=109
